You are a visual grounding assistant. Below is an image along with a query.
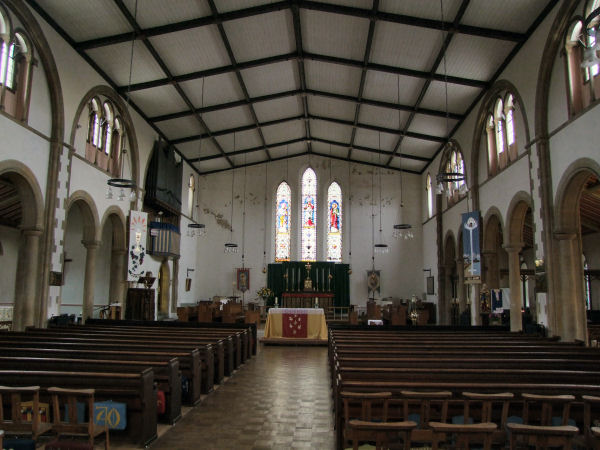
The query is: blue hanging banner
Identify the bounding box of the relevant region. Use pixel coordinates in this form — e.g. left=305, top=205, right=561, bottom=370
left=462, top=211, right=482, bottom=283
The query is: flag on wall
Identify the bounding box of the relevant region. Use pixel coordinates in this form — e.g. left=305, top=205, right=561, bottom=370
left=462, top=211, right=481, bottom=283
left=127, top=211, right=148, bottom=281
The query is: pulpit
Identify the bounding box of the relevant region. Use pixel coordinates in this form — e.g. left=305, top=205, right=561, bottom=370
left=125, top=288, right=155, bottom=320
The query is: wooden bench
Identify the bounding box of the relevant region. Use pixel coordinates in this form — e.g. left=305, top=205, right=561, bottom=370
left=0, top=356, right=181, bottom=425
left=0, top=369, right=157, bottom=447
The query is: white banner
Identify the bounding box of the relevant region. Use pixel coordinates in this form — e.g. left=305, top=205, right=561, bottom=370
left=127, top=211, right=148, bottom=281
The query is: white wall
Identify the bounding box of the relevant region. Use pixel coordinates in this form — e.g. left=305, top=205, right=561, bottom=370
left=0, top=225, right=19, bottom=306
left=195, top=155, right=423, bottom=307
left=61, top=206, right=85, bottom=316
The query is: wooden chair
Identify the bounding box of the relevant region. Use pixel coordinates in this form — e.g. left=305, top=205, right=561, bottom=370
left=0, top=429, right=4, bottom=449
left=348, top=419, right=416, bottom=450
left=46, top=387, right=109, bottom=449
left=459, top=391, right=514, bottom=444
left=506, top=393, right=578, bottom=449
left=340, top=391, right=392, bottom=448
left=429, top=421, right=497, bottom=450
left=396, top=390, right=452, bottom=446
left=0, top=385, right=52, bottom=440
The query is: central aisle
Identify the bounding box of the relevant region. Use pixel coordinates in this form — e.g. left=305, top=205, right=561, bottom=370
left=151, top=345, right=335, bottom=449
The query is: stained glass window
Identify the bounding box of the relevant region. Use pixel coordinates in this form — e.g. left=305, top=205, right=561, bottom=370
left=495, top=99, right=505, bottom=156
left=275, top=182, right=291, bottom=261
left=301, top=168, right=317, bottom=261
left=327, top=182, right=342, bottom=262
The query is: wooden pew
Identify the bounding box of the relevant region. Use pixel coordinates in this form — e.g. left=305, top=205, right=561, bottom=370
left=24, top=328, right=230, bottom=380
left=0, top=339, right=210, bottom=397
left=0, top=369, right=157, bottom=447
left=0, top=356, right=181, bottom=425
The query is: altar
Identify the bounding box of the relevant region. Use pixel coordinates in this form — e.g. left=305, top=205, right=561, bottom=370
left=262, top=308, right=328, bottom=344
left=281, top=292, right=334, bottom=310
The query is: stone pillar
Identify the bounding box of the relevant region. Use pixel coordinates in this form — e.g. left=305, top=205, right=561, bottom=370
left=82, top=240, right=100, bottom=323
left=471, top=283, right=481, bottom=326
left=171, top=257, right=180, bottom=317
left=505, top=244, right=523, bottom=332
left=482, top=250, right=499, bottom=289
left=456, top=257, right=466, bottom=313
left=554, top=231, right=587, bottom=342
left=109, top=248, right=127, bottom=305
left=13, top=228, right=42, bottom=330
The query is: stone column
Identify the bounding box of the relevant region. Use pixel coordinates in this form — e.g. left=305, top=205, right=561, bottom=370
left=471, top=283, right=481, bottom=326
left=505, top=244, right=523, bottom=332
left=554, top=231, right=587, bottom=342
left=482, top=250, right=499, bottom=289
left=82, top=240, right=100, bottom=323
left=171, top=256, right=180, bottom=317
left=456, top=257, right=466, bottom=313
left=109, top=248, right=127, bottom=305
left=13, top=228, right=42, bottom=330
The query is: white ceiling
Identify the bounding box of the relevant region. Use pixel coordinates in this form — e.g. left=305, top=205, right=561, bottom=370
left=29, top=0, right=556, bottom=175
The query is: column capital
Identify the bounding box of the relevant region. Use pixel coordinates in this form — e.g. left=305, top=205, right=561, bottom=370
left=112, top=247, right=127, bottom=255
left=81, top=239, right=101, bottom=249
left=21, top=227, right=43, bottom=237
left=503, top=243, right=523, bottom=253
left=554, top=230, right=577, bottom=241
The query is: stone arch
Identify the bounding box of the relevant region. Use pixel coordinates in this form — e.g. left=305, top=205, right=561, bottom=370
left=0, top=161, right=44, bottom=330
left=65, top=190, right=100, bottom=243
left=470, top=80, right=531, bottom=207
left=441, top=230, right=457, bottom=325
left=482, top=212, right=505, bottom=291
left=505, top=192, right=534, bottom=332
left=552, top=159, right=600, bottom=341
left=3, top=0, right=64, bottom=327
left=70, top=85, right=140, bottom=190
left=99, top=206, right=127, bottom=306
left=505, top=191, right=533, bottom=246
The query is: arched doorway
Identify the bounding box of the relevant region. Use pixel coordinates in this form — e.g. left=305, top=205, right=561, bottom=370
left=506, top=196, right=535, bottom=332
left=0, top=166, right=43, bottom=330
left=96, top=210, right=127, bottom=316
left=158, top=260, right=170, bottom=318
left=482, top=213, right=508, bottom=325
left=555, top=166, right=600, bottom=341
left=443, top=233, right=457, bottom=326
left=62, top=193, right=98, bottom=322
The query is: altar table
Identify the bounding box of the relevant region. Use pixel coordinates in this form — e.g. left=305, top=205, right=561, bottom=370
left=264, top=308, right=328, bottom=340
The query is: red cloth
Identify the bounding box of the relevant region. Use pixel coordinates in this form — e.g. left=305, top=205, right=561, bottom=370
left=282, top=313, right=307, bottom=338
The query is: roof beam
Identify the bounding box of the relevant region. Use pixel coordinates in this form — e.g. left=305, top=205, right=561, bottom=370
left=149, top=88, right=463, bottom=123
left=121, top=50, right=486, bottom=93
left=206, top=0, right=272, bottom=161
left=385, top=0, right=471, bottom=167
left=190, top=137, right=306, bottom=162
left=76, top=0, right=524, bottom=51
left=347, top=0, right=378, bottom=160
left=171, top=113, right=444, bottom=146
left=112, top=0, right=235, bottom=168
left=291, top=1, right=313, bottom=153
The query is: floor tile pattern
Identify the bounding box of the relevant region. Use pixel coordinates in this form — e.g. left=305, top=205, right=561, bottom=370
left=150, top=344, right=335, bottom=449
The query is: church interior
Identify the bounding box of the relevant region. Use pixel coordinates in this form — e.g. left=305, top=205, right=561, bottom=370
left=1, top=0, right=600, bottom=448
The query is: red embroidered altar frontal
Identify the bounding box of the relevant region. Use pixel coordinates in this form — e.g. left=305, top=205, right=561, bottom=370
left=282, top=313, right=308, bottom=338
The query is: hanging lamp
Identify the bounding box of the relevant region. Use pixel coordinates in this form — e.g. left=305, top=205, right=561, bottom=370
left=188, top=77, right=206, bottom=237
left=224, top=133, right=238, bottom=253
left=374, top=133, right=389, bottom=254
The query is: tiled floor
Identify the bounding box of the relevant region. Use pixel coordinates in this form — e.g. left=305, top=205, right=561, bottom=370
left=150, top=343, right=335, bottom=450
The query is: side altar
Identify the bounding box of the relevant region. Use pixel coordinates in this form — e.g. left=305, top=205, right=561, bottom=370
left=267, top=261, right=350, bottom=309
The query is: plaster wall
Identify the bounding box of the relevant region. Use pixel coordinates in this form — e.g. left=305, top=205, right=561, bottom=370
left=0, top=225, right=19, bottom=305
left=195, top=155, right=423, bottom=307
left=61, top=205, right=85, bottom=316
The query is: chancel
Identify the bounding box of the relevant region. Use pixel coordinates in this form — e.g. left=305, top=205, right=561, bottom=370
left=0, top=0, right=600, bottom=448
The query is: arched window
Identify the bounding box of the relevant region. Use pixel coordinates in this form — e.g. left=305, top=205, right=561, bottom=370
left=426, top=173, right=433, bottom=218
left=110, top=116, right=123, bottom=176
left=3, top=41, right=14, bottom=89
left=188, top=174, right=195, bottom=219
left=301, top=168, right=317, bottom=261
left=102, top=101, right=114, bottom=154
left=275, top=181, right=291, bottom=262
left=494, top=98, right=507, bottom=169
left=584, top=257, right=592, bottom=310
left=442, top=145, right=466, bottom=206
left=327, top=182, right=342, bottom=262
left=486, top=114, right=497, bottom=175
left=88, top=98, right=101, bottom=148
left=585, top=0, right=600, bottom=78
left=1, top=30, right=33, bottom=121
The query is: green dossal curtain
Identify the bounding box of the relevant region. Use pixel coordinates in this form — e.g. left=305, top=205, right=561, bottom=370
left=267, top=262, right=349, bottom=307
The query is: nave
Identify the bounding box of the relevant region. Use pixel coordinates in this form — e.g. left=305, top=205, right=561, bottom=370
left=150, top=344, right=334, bottom=450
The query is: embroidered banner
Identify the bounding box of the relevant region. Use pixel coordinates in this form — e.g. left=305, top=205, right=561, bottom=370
left=127, top=211, right=148, bottom=281
left=282, top=313, right=307, bottom=338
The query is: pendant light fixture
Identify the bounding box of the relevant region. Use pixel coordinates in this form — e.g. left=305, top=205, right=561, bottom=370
left=106, top=0, right=137, bottom=202
left=188, top=77, right=206, bottom=237
left=224, top=132, right=238, bottom=254
left=374, top=132, right=389, bottom=254
left=393, top=73, right=413, bottom=240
